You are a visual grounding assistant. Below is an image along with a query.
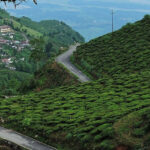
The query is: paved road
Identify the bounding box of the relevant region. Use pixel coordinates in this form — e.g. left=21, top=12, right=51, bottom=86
left=0, top=44, right=90, bottom=150
left=56, top=44, right=91, bottom=82
left=0, top=126, right=57, bottom=150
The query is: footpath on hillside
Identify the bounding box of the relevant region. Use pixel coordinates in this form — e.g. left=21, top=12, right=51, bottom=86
left=56, top=43, right=91, bottom=82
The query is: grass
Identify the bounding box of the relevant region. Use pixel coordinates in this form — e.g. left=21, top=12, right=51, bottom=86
left=11, top=19, right=42, bottom=37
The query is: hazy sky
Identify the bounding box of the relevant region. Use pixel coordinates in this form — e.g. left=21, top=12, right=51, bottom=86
left=1, top=0, right=150, bottom=41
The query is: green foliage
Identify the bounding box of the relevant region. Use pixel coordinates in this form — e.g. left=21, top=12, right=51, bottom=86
left=73, top=15, right=150, bottom=79
left=12, top=16, right=85, bottom=53
left=0, top=8, right=84, bottom=96
left=0, top=69, right=32, bottom=96
left=1, top=71, right=150, bottom=149
left=114, top=107, right=150, bottom=149
left=29, top=37, right=47, bottom=71
left=0, top=8, right=84, bottom=57
left=20, top=61, right=79, bottom=93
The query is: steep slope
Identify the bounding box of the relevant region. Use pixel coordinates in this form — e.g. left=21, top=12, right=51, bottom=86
left=73, top=15, right=150, bottom=79
left=0, top=8, right=84, bottom=55
left=12, top=16, right=85, bottom=47
left=0, top=8, right=84, bottom=95
left=1, top=8, right=150, bottom=150
left=39, top=20, right=84, bottom=45
left=15, top=16, right=84, bottom=44
left=1, top=70, right=150, bottom=150
left=20, top=61, right=79, bottom=93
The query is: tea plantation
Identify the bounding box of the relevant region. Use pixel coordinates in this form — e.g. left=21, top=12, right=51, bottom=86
left=73, top=15, right=150, bottom=79
left=1, top=70, right=150, bottom=150
left=1, top=11, right=150, bottom=150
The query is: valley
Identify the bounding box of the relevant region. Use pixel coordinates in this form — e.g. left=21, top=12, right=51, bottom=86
left=1, top=2, right=150, bottom=150
left=0, top=8, right=84, bottom=96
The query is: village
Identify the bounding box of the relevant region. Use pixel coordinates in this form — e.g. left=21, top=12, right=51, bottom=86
left=0, top=25, right=30, bottom=70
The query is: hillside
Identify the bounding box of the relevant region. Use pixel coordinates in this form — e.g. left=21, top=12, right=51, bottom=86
left=11, top=16, right=85, bottom=54
left=0, top=8, right=84, bottom=96
left=1, top=7, right=150, bottom=150
left=0, top=69, right=32, bottom=96
left=1, top=70, right=150, bottom=150
left=20, top=61, right=79, bottom=93
left=0, top=8, right=84, bottom=56
left=16, top=17, right=84, bottom=45
left=73, top=15, right=150, bottom=79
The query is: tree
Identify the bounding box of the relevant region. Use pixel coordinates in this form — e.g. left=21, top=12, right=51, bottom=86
left=0, top=0, right=37, bottom=6
left=30, top=37, right=46, bottom=71
left=45, top=42, right=53, bottom=58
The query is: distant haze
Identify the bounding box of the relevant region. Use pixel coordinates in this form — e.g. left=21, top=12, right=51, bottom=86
left=1, top=0, right=150, bottom=41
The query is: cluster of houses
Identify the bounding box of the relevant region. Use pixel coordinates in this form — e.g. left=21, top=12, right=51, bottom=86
left=0, top=25, right=12, bottom=33
left=0, top=25, right=30, bottom=70
left=1, top=58, right=15, bottom=70
left=0, top=25, right=30, bottom=51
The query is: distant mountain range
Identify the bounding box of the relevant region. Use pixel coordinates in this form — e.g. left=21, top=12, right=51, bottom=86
left=1, top=0, right=150, bottom=41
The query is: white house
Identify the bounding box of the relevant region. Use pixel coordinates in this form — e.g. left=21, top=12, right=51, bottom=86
left=0, top=25, right=12, bottom=33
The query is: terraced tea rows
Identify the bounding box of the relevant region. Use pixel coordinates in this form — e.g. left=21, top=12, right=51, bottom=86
left=0, top=70, right=150, bottom=150
left=73, top=15, right=150, bottom=79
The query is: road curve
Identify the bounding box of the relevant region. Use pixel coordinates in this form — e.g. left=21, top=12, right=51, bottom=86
left=0, top=126, right=57, bottom=150
left=56, top=44, right=91, bottom=82
left=0, top=44, right=90, bottom=150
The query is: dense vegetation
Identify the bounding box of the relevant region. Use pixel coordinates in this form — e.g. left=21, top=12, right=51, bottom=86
left=20, top=61, right=79, bottom=93
left=0, top=8, right=84, bottom=64
left=0, top=8, right=84, bottom=96
left=1, top=8, right=150, bottom=150
left=73, top=15, right=150, bottom=79
left=4, top=14, right=84, bottom=55
left=17, top=17, right=84, bottom=46
left=0, top=69, right=31, bottom=96
left=1, top=70, right=150, bottom=150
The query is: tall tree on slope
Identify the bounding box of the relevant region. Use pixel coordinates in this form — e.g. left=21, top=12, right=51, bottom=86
left=30, top=37, right=46, bottom=71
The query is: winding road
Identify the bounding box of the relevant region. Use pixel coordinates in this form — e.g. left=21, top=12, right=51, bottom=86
left=0, top=127, right=56, bottom=150
left=56, top=43, right=91, bottom=82
left=0, top=43, right=90, bottom=150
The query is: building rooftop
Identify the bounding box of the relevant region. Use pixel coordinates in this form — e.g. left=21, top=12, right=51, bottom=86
left=0, top=25, right=11, bottom=29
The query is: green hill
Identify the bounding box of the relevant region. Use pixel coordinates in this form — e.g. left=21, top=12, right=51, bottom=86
left=1, top=9, right=150, bottom=150
left=16, top=17, right=84, bottom=46
left=0, top=8, right=84, bottom=96
left=73, top=15, right=150, bottom=79
left=1, top=70, right=150, bottom=150
left=0, top=8, right=84, bottom=55
left=20, top=61, right=79, bottom=93
left=12, top=16, right=84, bottom=50
left=0, top=69, right=32, bottom=96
